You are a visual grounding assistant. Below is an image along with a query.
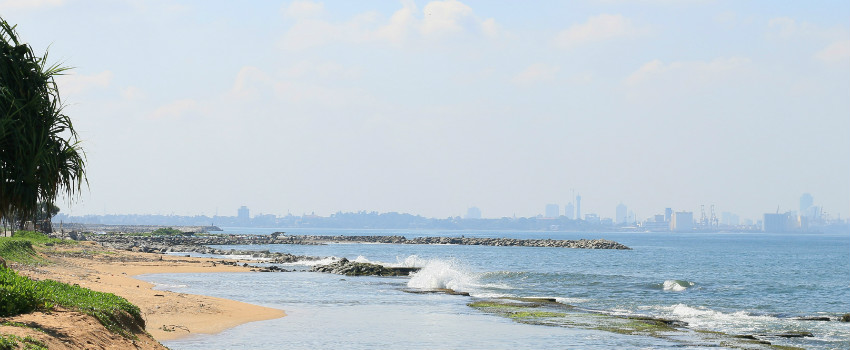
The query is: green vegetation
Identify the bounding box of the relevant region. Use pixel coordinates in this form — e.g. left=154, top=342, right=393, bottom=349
left=0, top=265, right=144, bottom=338
left=0, top=231, right=72, bottom=264
left=468, top=301, right=535, bottom=309
left=1, top=18, right=86, bottom=231
left=507, top=311, right=566, bottom=319
left=0, top=231, right=143, bottom=339
left=0, top=334, right=47, bottom=350
left=151, top=227, right=183, bottom=236
left=0, top=240, right=41, bottom=264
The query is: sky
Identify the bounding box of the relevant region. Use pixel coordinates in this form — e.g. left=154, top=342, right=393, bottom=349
left=2, top=0, right=848, bottom=221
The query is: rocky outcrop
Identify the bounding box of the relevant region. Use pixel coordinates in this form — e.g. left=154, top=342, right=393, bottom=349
left=310, top=258, right=420, bottom=276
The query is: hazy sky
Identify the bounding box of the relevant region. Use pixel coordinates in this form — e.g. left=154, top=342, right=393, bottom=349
left=3, top=0, right=848, bottom=220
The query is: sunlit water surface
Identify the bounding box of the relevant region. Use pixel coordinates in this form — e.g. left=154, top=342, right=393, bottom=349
left=139, top=229, right=850, bottom=349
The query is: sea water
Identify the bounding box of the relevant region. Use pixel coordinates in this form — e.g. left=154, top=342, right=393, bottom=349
left=139, top=229, right=850, bottom=349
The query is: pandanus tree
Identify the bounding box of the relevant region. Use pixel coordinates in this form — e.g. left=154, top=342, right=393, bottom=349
left=0, top=18, right=86, bottom=231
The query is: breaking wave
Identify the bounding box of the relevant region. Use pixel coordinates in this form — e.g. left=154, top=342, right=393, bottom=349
left=281, top=256, right=339, bottom=266
left=662, top=280, right=695, bottom=291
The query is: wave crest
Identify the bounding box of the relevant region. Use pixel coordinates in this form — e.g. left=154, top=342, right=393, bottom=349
left=663, top=280, right=695, bottom=291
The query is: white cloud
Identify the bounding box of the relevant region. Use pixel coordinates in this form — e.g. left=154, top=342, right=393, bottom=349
left=768, top=17, right=845, bottom=41
left=282, top=61, right=361, bottom=79
left=625, top=57, right=750, bottom=86
left=56, top=70, right=113, bottom=96
left=555, top=14, right=647, bottom=48
left=280, top=0, right=503, bottom=50
left=815, top=40, right=850, bottom=63
left=283, top=0, right=324, bottom=19
left=374, top=0, right=417, bottom=44
left=149, top=99, right=204, bottom=120
left=0, top=0, right=64, bottom=11
left=767, top=17, right=798, bottom=38
left=121, top=86, right=146, bottom=101
left=420, top=0, right=474, bottom=37
left=512, top=63, right=560, bottom=86
left=230, top=66, right=274, bottom=98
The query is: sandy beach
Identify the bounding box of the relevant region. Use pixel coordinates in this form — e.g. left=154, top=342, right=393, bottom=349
left=3, top=241, right=285, bottom=346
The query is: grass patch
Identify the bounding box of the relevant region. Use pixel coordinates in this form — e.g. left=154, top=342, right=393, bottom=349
left=0, top=334, right=47, bottom=350
left=0, top=241, right=42, bottom=265
left=0, top=231, right=76, bottom=265
left=0, top=266, right=144, bottom=339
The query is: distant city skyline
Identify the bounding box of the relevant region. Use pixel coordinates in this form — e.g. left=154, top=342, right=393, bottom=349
left=5, top=1, right=846, bottom=221
left=61, top=192, right=838, bottom=225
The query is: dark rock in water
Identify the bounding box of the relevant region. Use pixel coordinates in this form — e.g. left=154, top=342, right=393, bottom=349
left=841, top=313, right=850, bottom=322
left=732, top=335, right=771, bottom=345
left=311, top=258, right=420, bottom=277
left=733, top=335, right=759, bottom=340
left=772, top=331, right=813, bottom=338
left=625, top=315, right=688, bottom=328
left=402, top=288, right=470, bottom=296
left=794, top=316, right=831, bottom=321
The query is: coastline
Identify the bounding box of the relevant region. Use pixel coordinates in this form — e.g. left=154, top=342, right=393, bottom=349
left=12, top=241, right=285, bottom=341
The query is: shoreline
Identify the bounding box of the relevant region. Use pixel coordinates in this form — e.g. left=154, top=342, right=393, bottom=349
left=14, top=241, right=285, bottom=341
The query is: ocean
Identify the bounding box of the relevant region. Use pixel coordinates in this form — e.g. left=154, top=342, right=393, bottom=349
left=139, top=228, right=850, bottom=349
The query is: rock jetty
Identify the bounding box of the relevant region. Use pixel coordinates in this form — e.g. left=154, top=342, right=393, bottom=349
left=311, top=258, right=420, bottom=276
left=79, top=233, right=630, bottom=250
left=88, top=235, right=320, bottom=263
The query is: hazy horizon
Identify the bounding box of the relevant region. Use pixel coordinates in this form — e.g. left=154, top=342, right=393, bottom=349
left=4, top=0, right=848, bottom=221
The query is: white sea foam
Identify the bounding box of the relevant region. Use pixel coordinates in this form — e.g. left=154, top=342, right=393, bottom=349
left=653, top=303, right=779, bottom=333
left=404, top=257, right=513, bottom=296
left=555, top=297, right=592, bottom=304
left=407, top=259, right=475, bottom=291
left=280, top=256, right=338, bottom=266
left=662, top=279, right=695, bottom=291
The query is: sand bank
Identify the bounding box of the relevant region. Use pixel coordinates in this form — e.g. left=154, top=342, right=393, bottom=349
left=10, top=241, right=285, bottom=341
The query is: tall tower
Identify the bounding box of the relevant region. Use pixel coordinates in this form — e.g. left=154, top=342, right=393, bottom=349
left=576, top=195, right=582, bottom=220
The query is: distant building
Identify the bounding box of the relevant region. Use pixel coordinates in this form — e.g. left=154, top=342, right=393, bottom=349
left=545, top=204, right=560, bottom=218
left=584, top=213, right=599, bottom=223
left=764, top=213, right=795, bottom=232
left=576, top=195, right=582, bottom=220
left=642, top=214, right=669, bottom=232
left=465, top=207, right=482, bottom=219
left=616, top=203, right=628, bottom=224
left=799, top=193, right=813, bottom=216
left=564, top=202, right=575, bottom=220
left=670, top=211, right=694, bottom=232
left=237, top=206, right=250, bottom=223
left=664, top=208, right=672, bottom=222
left=721, top=212, right=740, bottom=226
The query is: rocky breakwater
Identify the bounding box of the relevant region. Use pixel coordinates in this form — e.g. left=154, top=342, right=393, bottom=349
left=87, top=235, right=321, bottom=264
left=405, top=237, right=630, bottom=249
left=271, top=234, right=631, bottom=250
left=311, top=258, right=420, bottom=276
